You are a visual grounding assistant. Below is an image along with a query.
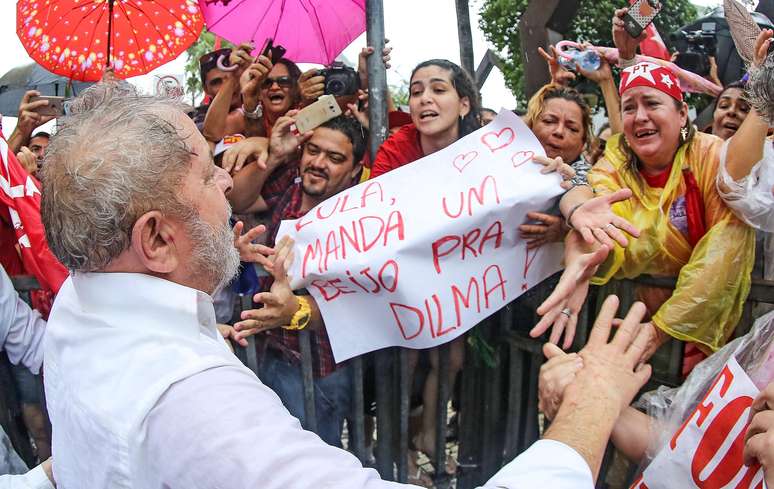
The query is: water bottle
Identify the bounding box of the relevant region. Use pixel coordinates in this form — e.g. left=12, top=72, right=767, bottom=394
left=558, top=49, right=601, bottom=72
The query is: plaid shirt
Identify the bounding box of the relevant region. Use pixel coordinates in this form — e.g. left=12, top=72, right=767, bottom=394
left=260, top=178, right=339, bottom=378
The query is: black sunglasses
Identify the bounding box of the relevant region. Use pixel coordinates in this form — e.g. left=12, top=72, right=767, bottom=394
left=261, top=76, right=293, bottom=89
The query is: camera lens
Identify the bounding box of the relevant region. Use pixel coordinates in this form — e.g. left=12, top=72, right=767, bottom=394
left=327, top=79, right=344, bottom=95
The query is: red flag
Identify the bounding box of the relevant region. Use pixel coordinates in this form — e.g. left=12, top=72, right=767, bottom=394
left=641, top=23, right=671, bottom=60
left=0, top=134, right=68, bottom=293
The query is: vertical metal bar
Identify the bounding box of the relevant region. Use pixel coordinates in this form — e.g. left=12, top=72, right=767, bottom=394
left=397, top=349, right=410, bottom=483
left=433, top=343, right=451, bottom=488
left=366, top=0, right=388, bottom=158
left=351, top=356, right=367, bottom=462
left=504, top=343, right=524, bottom=460
left=374, top=349, right=395, bottom=479
left=298, top=330, right=318, bottom=434
left=455, top=0, right=476, bottom=77
left=457, top=340, right=482, bottom=489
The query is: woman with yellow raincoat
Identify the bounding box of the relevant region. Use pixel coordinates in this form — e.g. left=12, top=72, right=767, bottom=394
left=531, top=7, right=756, bottom=372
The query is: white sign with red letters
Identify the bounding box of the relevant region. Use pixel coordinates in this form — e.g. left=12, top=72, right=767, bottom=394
left=631, top=356, right=765, bottom=489
left=277, top=110, right=564, bottom=361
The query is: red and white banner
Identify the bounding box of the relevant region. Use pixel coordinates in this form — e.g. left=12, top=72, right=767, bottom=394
left=631, top=357, right=765, bottom=489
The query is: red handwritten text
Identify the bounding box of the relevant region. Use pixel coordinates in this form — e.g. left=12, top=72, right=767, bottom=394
left=390, top=264, right=507, bottom=340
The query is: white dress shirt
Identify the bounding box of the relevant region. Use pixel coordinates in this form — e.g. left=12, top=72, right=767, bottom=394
left=45, top=272, right=592, bottom=488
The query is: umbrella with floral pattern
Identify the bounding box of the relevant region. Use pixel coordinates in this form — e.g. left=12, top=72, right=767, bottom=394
left=17, top=0, right=204, bottom=82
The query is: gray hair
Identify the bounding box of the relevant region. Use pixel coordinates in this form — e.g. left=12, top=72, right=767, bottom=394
left=747, top=54, right=774, bottom=125
left=41, top=83, right=196, bottom=272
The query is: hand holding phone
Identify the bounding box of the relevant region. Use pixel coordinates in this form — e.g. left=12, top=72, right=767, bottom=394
left=622, top=0, right=662, bottom=38
left=29, top=96, right=66, bottom=117
left=292, top=95, right=342, bottom=134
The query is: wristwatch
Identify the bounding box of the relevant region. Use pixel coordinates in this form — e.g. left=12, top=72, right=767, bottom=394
left=283, top=296, right=311, bottom=331
left=242, top=102, right=263, bottom=120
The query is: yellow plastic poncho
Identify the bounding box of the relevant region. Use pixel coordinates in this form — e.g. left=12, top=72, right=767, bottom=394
left=588, top=132, right=755, bottom=353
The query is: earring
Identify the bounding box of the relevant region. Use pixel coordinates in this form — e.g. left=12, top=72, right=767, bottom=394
left=680, top=126, right=688, bottom=144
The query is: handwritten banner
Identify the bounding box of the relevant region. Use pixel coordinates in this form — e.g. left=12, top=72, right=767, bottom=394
left=631, top=356, right=765, bottom=489
left=277, top=110, right=564, bottom=361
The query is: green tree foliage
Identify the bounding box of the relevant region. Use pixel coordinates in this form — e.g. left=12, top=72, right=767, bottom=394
left=478, top=0, right=697, bottom=102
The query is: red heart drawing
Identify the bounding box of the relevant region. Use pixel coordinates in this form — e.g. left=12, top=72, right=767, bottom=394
left=481, top=127, right=515, bottom=153
left=452, top=151, right=478, bottom=173
left=511, top=150, right=534, bottom=169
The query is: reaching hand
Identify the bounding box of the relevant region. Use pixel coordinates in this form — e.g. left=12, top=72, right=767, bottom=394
left=744, top=382, right=774, bottom=488
left=753, top=29, right=774, bottom=67
left=346, top=90, right=370, bottom=129
left=538, top=46, right=576, bottom=86
left=16, top=91, right=53, bottom=136
left=15, top=147, right=38, bottom=175
left=358, top=40, right=392, bottom=88
left=222, top=137, right=269, bottom=173
left=232, top=221, right=275, bottom=269
left=519, top=212, right=566, bottom=250
left=576, top=46, right=614, bottom=84
left=217, top=323, right=246, bottom=348
left=234, top=236, right=298, bottom=338
left=612, top=8, right=648, bottom=60
left=566, top=296, right=652, bottom=412
left=228, top=42, right=255, bottom=74
left=298, top=69, right=326, bottom=104
left=539, top=343, right=584, bottom=421
left=240, top=55, right=273, bottom=105
left=532, top=155, right=576, bottom=190
left=267, top=110, right=313, bottom=166
left=532, top=231, right=611, bottom=348
left=567, top=189, right=639, bottom=248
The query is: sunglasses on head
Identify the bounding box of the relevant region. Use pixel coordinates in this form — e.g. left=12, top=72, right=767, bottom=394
left=261, top=76, right=293, bottom=89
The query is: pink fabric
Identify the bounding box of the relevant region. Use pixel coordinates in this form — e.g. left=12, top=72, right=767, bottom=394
left=199, top=0, right=366, bottom=65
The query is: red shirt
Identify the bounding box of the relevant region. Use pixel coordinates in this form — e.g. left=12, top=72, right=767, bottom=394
left=370, top=124, right=424, bottom=178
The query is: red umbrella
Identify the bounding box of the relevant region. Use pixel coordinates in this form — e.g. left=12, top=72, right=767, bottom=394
left=17, top=0, right=205, bottom=82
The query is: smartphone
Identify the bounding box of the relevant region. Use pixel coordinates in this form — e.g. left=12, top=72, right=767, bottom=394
left=293, top=95, right=342, bottom=134
left=261, top=38, right=287, bottom=64
left=29, top=95, right=66, bottom=117
left=623, top=0, right=662, bottom=38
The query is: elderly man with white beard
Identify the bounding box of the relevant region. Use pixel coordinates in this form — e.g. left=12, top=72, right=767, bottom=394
left=38, top=83, right=654, bottom=489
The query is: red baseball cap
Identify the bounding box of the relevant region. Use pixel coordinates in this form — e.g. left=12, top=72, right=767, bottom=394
left=619, top=62, right=683, bottom=102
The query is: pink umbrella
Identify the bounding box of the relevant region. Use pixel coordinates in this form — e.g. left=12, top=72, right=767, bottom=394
left=199, top=0, right=366, bottom=65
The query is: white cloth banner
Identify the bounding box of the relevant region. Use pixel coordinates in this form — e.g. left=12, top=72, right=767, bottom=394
left=631, top=356, right=765, bottom=489
left=277, top=110, right=564, bottom=361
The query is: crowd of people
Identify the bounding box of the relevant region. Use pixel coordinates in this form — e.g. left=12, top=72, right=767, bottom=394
left=0, top=4, right=773, bottom=489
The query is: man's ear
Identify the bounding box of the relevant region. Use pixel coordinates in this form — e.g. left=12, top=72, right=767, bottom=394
left=130, top=211, right=180, bottom=274
left=350, top=162, right=363, bottom=181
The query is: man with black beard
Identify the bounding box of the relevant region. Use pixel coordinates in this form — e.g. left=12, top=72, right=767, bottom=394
left=228, top=113, right=366, bottom=447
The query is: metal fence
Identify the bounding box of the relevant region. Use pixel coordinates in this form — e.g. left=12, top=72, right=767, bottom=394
left=1, top=274, right=772, bottom=486
left=230, top=274, right=774, bottom=489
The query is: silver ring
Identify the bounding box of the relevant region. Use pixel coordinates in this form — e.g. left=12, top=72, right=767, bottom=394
left=560, top=307, right=572, bottom=318
left=606, top=223, right=616, bottom=230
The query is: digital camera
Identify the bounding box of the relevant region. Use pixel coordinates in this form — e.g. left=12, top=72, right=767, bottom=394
left=670, top=23, right=717, bottom=77
left=320, top=62, right=360, bottom=97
